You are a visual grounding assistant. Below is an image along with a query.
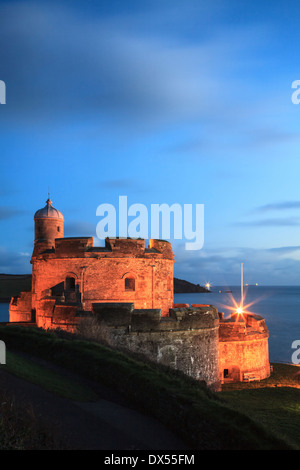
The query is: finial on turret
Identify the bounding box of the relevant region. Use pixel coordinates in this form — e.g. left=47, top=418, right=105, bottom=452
left=46, top=187, right=52, bottom=206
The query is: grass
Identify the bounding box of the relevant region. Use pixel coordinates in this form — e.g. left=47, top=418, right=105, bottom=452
left=0, top=388, right=66, bottom=449
left=0, top=324, right=295, bottom=450
left=220, top=363, right=300, bottom=449
left=221, top=386, right=300, bottom=449
left=2, top=350, right=98, bottom=402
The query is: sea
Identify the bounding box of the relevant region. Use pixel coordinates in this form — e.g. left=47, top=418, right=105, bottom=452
left=1, top=286, right=299, bottom=363
left=175, top=285, right=300, bottom=364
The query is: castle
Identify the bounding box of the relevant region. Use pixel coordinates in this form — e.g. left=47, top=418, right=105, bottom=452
left=9, top=198, right=271, bottom=390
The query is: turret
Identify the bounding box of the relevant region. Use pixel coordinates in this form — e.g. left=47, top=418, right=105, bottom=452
left=32, top=197, right=64, bottom=259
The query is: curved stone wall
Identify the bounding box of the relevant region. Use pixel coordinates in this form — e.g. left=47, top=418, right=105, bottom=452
left=219, top=313, right=270, bottom=383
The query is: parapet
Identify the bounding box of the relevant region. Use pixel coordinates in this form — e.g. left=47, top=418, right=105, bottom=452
left=34, top=236, right=174, bottom=260
left=149, top=239, right=174, bottom=259
left=169, top=306, right=219, bottom=329
left=92, top=303, right=219, bottom=332
left=90, top=302, right=221, bottom=390
left=92, top=302, right=134, bottom=326
left=104, top=238, right=174, bottom=259
left=105, top=238, right=145, bottom=255
left=219, top=312, right=269, bottom=341
left=55, top=237, right=94, bottom=256
left=244, top=313, right=268, bottom=334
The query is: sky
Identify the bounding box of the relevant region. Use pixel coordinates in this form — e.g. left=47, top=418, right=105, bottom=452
left=1, top=0, right=300, bottom=285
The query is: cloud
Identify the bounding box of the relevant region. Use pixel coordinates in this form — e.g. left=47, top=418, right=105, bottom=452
left=0, top=206, right=24, bottom=220
left=0, top=246, right=31, bottom=274
left=172, top=242, right=300, bottom=285
left=0, top=0, right=273, bottom=135
left=244, top=128, right=300, bottom=149
left=235, top=201, right=300, bottom=230
left=268, top=245, right=300, bottom=254
left=234, top=217, right=300, bottom=227
left=253, top=201, right=300, bottom=213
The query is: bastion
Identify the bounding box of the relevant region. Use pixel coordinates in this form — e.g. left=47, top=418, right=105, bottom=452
left=91, top=303, right=220, bottom=391
left=218, top=311, right=270, bottom=383
left=9, top=197, right=271, bottom=389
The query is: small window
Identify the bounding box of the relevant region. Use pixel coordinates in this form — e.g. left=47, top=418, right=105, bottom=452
left=66, top=276, right=76, bottom=290
left=224, top=369, right=229, bottom=378
left=125, top=278, right=135, bottom=291
left=57, top=226, right=60, bottom=232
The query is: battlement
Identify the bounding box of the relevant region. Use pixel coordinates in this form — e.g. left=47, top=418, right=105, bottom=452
left=34, top=236, right=174, bottom=260
left=105, top=238, right=145, bottom=255
left=90, top=302, right=220, bottom=390
left=149, top=239, right=174, bottom=258
left=92, top=303, right=219, bottom=332
left=219, top=312, right=269, bottom=341
left=54, top=237, right=94, bottom=256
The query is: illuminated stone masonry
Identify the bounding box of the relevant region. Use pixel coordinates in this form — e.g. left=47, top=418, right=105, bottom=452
left=9, top=198, right=271, bottom=389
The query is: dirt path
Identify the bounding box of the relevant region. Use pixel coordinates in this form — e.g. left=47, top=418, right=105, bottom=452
left=0, top=366, right=188, bottom=450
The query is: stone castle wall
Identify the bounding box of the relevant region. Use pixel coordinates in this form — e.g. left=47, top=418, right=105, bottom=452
left=8, top=198, right=271, bottom=388
left=32, top=217, right=64, bottom=257
left=30, top=237, right=174, bottom=328
left=9, top=291, right=32, bottom=323
left=219, top=313, right=270, bottom=382
left=89, top=303, right=221, bottom=391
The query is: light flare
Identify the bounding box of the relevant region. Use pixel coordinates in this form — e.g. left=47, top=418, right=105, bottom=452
left=217, top=288, right=270, bottom=323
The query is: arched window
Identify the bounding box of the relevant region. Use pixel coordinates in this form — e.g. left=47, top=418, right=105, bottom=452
left=125, top=277, right=135, bottom=291
left=122, top=272, right=136, bottom=292
left=65, top=276, right=76, bottom=291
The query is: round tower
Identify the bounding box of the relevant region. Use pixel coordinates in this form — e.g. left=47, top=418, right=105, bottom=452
left=32, top=197, right=64, bottom=258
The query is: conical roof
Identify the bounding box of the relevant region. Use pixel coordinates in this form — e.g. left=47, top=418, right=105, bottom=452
left=34, top=198, right=64, bottom=220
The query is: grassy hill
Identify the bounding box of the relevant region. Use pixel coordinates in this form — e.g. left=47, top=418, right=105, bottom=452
left=221, top=363, right=300, bottom=449
left=174, top=277, right=209, bottom=293
left=0, top=274, right=31, bottom=302
left=0, top=325, right=297, bottom=450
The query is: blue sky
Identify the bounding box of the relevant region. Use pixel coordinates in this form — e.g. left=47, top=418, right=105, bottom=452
left=1, top=0, right=300, bottom=285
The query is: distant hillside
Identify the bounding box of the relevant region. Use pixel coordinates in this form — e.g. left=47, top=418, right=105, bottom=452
left=0, top=274, right=32, bottom=302
left=174, top=277, right=210, bottom=293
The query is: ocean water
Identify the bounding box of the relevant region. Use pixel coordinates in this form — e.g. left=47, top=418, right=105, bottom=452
left=0, top=303, right=9, bottom=323
left=175, top=286, right=300, bottom=364
left=1, top=287, right=299, bottom=363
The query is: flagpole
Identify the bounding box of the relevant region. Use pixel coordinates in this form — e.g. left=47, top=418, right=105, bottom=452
left=241, top=262, right=243, bottom=308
